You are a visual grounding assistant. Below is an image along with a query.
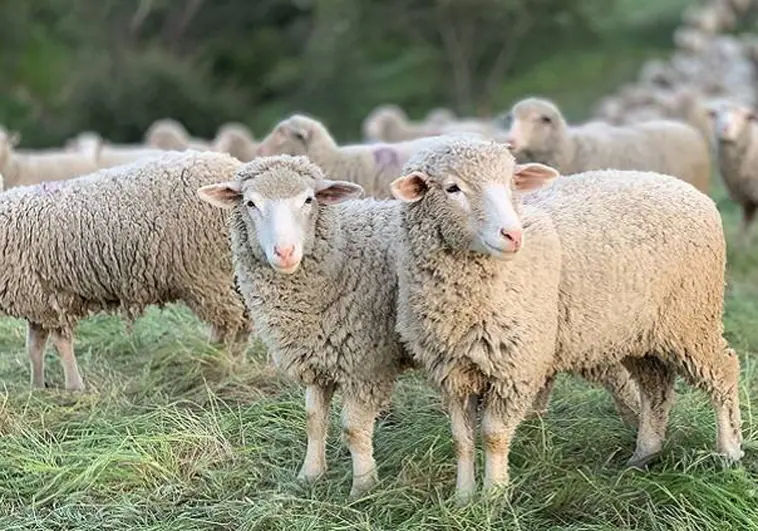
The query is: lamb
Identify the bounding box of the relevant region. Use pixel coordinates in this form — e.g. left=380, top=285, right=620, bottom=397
left=212, top=122, right=259, bottom=162
left=256, top=114, right=444, bottom=198
left=504, top=97, right=712, bottom=194
left=708, top=100, right=758, bottom=243
left=390, top=136, right=742, bottom=501
left=362, top=104, right=437, bottom=142
left=196, top=155, right=412, bottom=499
left=67, top=131, right=165, bottom=169
left=0, top=128, right=100, bottom=189
left=144, top=118, right=211, bottom=151
left=0, top=150, right=250, bottom=391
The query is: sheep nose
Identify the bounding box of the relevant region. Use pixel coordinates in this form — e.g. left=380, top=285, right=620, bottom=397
left=500, top=228, right=523, bottom=250
left=274, top=245, right=295, bottom=260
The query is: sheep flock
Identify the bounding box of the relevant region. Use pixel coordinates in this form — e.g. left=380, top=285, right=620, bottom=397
left=5, top=0, right=758, bottom=515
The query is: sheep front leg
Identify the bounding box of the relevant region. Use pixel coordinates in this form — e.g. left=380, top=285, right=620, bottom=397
left=741, top=202, right=757, bottom=247
left=50, top=329, right=85, bottom=391
left=450, top=394, right=478, bottom=504
left=341, top=393, right=379, bottom=499
left=27, top=322, right=50, bottom=389
left=297, top=383, right=335, bottom=483
left=482, top=389, right=532, bottom=493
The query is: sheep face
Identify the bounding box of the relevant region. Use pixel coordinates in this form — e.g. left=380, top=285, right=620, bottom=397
left=391, top=139, right=558, bottom=259
left=197, top=156, right=362, bottom=274
left=503, top=98, right=566, bottom=163
left=256, top=115, right=326, bottom=158
left=709, top=102, right=756, bottom=143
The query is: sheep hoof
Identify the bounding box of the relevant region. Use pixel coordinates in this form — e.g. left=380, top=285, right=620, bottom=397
left=454, top=489, right=476, bottom=507
left=626, top=451, right=660, bottom=470
left=347, top=472, right=378, bottom=500
left=719, top=447, right=744, bottom=464
left=296, top=467, right=325, bottom=484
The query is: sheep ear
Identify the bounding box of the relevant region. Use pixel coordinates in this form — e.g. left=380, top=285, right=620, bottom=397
left=197, top=181, right=243, bottom=209
left=513, top=163, right=559, bottom=192
left=314, top=179, right=363, bottom=204
left=390, top=171, right=429, bottom=203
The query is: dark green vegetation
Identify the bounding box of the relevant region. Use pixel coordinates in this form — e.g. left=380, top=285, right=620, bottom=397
left=3, top=0, right=758, bottom=529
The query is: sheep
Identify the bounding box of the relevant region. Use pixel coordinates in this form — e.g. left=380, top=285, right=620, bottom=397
left=256, top=114, right=444, bottom=198
left=425, top=107, right=457, bottom=127
left=212, top=122, right=259, bottom=162
left=390, top=136, right=742, bottom=501
left=196, top=155, right=413, bottom=499
left=362, top=104, right=436, bottom=143
left=0, top=128, right=100, bottom=189
left=708, top=100, right=758, bottom=243
left=67, top=131, right=166, bottom=169
left=504, top=97, right=712, bottom=194
left=674, top=27, right=711, bottom=55
left=144, top=118, right=211, bottom=151
left=0, top=150, right=250, bottom=391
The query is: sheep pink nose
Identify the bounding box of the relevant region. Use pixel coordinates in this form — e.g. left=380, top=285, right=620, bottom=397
left=505, top=136, right=519, bottom=151
left=274, top=245, right=295, bottom=260
left=500, top=228, right=522, bottom=250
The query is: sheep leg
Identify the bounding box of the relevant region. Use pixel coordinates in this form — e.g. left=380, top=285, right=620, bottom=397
left=681, top=342, right=743, bottom=462
left=27, top=322, right=49, bottom=389
left=579, top=364, right=641, bottom=428
left=50, top=329, right=85, bottom=391
left=741, top=202, right=756, bottom=246
left=525, top=375, right=555, bottom=419
left=482, top=389, right=533, bottom=493
left=623, top=356, right=675, bottom=468
left=297, top=383, right=335, bottom=483
left=450, top=394, right=478, bottom=504
left=341, top=393, right=379, bottom=499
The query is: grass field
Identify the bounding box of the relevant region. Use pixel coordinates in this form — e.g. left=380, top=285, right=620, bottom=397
left=0, top=176, right=756, bottom=530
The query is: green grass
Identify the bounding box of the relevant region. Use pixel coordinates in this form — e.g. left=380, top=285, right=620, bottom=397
left=0, top=179, right=757, bottom=530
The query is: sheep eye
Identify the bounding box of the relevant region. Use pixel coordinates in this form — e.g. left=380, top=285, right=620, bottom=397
left=246, top=200, right=256, bottom=209
left=445, top=184, right=461, bottom=194
left=540, top=115, right=552, bottom=124
left=304, top=196, right=314, bottom=205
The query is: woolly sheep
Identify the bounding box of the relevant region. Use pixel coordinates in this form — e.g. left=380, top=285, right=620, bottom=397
left=212, top=122, right=259, bottom=162
left=256, top=114, right=443, bottom=198
left=0, top=151, right=249, bottom=391
left=0, top=128, right=100, bottom=189
left=144, top=118, right=211, bottom=151
left=197, top=155, right=412, bottom=499
left=674, top=27, right=711, bottom=54
left=425, top=107, right=457, bottom=127
left=504, top=97, right=711, bottom=194
left=67, top=131, right=166, bottom=169
left=708, top=100, right=758, bottom=243
left=390, top=136, right=742, bottom=501
left=362, top=104, right=436, bottom=143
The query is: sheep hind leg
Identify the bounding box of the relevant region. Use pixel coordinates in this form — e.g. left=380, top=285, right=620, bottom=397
left=681, top=342, right=743, bottom=462
left=579, top=363, right=641, bottom=428
left=622, top=355, right=675, bottom=469
left=450, top=394, right=478, bottom=505
left=297, top=383, right=335, bottom=483
left=27, top=322, right=50, bottom=389
left=740, top=202, right=757, bottom=247
left=341, top=393, right=380, bottom=499
left=50, top=329, right=85, bottom=391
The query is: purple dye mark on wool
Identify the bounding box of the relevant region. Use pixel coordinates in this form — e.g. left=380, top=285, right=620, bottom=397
left=35, top=181, right=65, bottom=196
left=373, top=147, right=400, bottom=169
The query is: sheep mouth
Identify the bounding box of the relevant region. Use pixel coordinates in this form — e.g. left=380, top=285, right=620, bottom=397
left=483, top=241, right=518, bottom=258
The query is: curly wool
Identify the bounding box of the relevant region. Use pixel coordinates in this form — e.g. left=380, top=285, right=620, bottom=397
left=0, top=150, right=248, bottom=337
left=509, top=97, right=711, bottom=193
left=229, top=156, right=412, bottom=409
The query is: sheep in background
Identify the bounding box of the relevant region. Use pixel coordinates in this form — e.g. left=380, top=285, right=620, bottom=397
left=256, top=113, right=444, bottom=198
left=362, top=104, right=438, bottom=143
left=212, top=122, right=259, bottom=162
left=708, top=100, right=758, bottom=243
left=503, top=97, right=711, bottom=193
left=0, top=128, right=100, bottom=189
left=144, top=118, right=211, bottom=151
left=66, top=131, right=165, bottom=169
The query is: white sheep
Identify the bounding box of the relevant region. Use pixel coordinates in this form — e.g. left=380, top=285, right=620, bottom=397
left=67, top=131, right=166, bottom=169
left=256, top=114, right=444, bottom=198
left=0, top=128, right=100, bottom=189
left=144, top=118, right=211, bottom=151
left=0, top=151, right=250, bottom=390
left=708, top=100, right=758, bottom=243
left=504, top=97, right=712, bottom=194
left=197, top=155, right=412, bottom=499
left=212, top=122, right=259, bottom=162
left=390, top=136, right=741, bottom=501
